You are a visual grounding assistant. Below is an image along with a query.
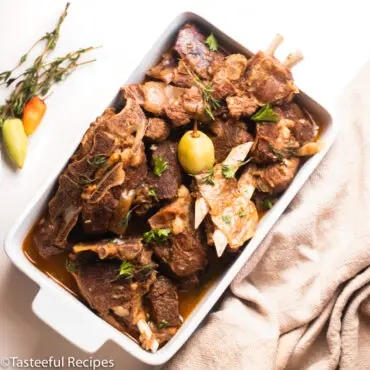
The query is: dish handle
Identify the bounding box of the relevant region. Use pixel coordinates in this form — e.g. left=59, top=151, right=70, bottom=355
left=32, top=288, right=110, bottom=352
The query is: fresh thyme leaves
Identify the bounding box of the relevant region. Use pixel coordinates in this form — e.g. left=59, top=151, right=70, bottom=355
left=118, top=261, right=133, bottom=278
left=262, top=198, right=273, bottom=209
left=182, top=61, right=220, bottom=120
left=78, top=174, right=94, bottom=186
left=119, top=209, right=133, bottom=228
left=222, top=215, right=231, bottom=224
left=153, top=155, right=168, bottom=177
left=159, top=320, right=169, bottom=328
left=251, top=104, right=279, bottom=123
left=0, top=3, right=99, bottom=127
left=205, top=33, right=219, bottom=52
left=65, top=259, right=78, bottom=273
left=200, top=167, right=215, bottom=185
left=88, top=155, right=106, bottom=169
left=267, top=143, right=284, bottom=161
left=143, top=228, right=171, bottom=244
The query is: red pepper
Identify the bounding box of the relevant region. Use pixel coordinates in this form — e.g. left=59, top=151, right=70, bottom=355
left=22, top=96, right=47, bottom=135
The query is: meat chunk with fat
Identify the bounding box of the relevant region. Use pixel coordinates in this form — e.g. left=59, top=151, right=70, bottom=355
left=146, top=141, right=183, bottom=200
left=226, top=95, right=259, bottom=118
left=145, top=118, right=170, bottom=142
left=174, top=23, right=215, bottom=78
left=247, top=158, right=300, bottom=194
left=147, top=51, right=177, bottom=84
left=245, top=51, right=298, bottom=105
left=147, top=276, right=181, bottom=327
left=209, top=119, right=253, bottom=162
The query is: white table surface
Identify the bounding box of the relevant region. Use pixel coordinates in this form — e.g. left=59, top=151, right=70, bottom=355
left=0, top=0, right=369, bottom=369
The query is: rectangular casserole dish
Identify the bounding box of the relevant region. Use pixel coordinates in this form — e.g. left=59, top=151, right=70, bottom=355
left=4, top=11, right=337, bottom=366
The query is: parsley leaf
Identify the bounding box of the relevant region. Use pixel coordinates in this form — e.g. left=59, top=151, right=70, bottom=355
left=143, top=228, right=172, bottom=244
left=262, top=198, right=273, bottom=209
left=65, top=259, right=78, bottom=273
left=159, top=320, right=169, bottom=328
left=238, top=210, right=246, bottom=218
left=205, top=33, right=218, bottom=52
left=119, top=261, right=133, bottom=278
left=153, top=155, right=168, bottom=177
left=200, top=167, right=215, bottom=186
left=222, top=164, right=237, bottom=179
left=148, top=188, right=157, bottom=198
left=222, top=215, right=231, bottom=224
left=251, top=104, right=279, bottom=123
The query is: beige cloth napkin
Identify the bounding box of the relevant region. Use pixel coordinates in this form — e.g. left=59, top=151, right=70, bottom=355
left=166, top=63, right=370, bottom=370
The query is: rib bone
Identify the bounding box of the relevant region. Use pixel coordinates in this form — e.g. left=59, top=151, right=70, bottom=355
left=195, top=197, right=210, bottom=229
left=213, top=229, right=228, bottom=257
left=265, top=34, right=284, bottom=56
left=137, top=319, right=159, bottom=353
left=283, top=50, right=304, bottom=69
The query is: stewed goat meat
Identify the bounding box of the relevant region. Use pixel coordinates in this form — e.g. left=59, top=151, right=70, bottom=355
left=30, top=23, right=322, bottom=352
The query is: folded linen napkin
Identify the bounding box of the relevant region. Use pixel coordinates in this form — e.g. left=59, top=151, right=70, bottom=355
left=166, top=62, right=370, bottom=370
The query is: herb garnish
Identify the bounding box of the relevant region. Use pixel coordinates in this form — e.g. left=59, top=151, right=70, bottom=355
left=205, top=33, right=219, bottom=52
left=65, top=259, right=78, bottom=273
left=222, top=215, right=231, bottom=224
left=251, top=104, right=279, bottom=123
left=267, top=143, right=284, bottom=161
left=148, top=188, right=157, bottom=199
left=88, top=155, right=106, bottom=169
left=119, top=261, right=133, bottom=278
left=262, top=198, right=273, bottom=209
left=200, top=167, right=215, bottom=186
left=238, top=210, right=246, bottom=218
left=119, top=209, right=133, bottom=228
left=159, top=320, right=169, bottom=328
left=0, top=3, right=99, bottom=126
left=182, top=61, right=220, bottom=120
left=143, top=228, right=172, bottom=244
left=222, top=158, right=253, bottom=179
left=153, top=155, right=168, bottom=177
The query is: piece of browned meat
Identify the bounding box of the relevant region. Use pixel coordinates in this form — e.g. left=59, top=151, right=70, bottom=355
left=147, top=51, right=178, bottom=84
left=145, top=118, right=170, bottom=142
left=212, top=54, right=248, bottom=100
left=209, top=119, right=253, bottom=162
left=226, top=94, right=259, bottom=118
left=146, top=141, right=183, bottom=200
left=245, top=51, right=298, bottom=106
left=252, top=103, right=316, bottom=164
left=248, top=158, right=300, bottom=194
left=174, top=23, right=216, bottom=79
left=147, top=276, right=181, bottom=327
left=147, top=186, right=207, bottom=277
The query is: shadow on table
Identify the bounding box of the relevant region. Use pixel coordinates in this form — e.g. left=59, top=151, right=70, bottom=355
left=0, top=265, right=156, bottom=370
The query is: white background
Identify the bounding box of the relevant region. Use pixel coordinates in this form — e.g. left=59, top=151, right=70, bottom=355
left=0, top=0, right=369, bottom=369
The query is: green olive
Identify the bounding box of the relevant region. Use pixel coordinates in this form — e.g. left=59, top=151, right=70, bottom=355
left=2, top=118, right=28, bottom=168
left=178, top=130, right=215, bottom=175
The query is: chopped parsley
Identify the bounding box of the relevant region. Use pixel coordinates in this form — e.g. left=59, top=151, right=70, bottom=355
left=222, top=215, right=231, bottom=224
left=148, top=188, right=157, bottom=198
left=159, top=320, right=169, bottom=328
left=153, top=155, right=168, bottom=177
left=267, top=143, right=284, bottom=161
left=238, top=210, right=246, bottom=218
left=65, top=259, right=78, bottom=273
left=222, top=164, right=237, bottom=179
left=119, top=261, right=133, bottom=278
left=251, top=104, right=279, bottom=123
left=87, top=155, right=106, bottom=169
left=205, top=33, right=218, bottom=52
left=143, top=228, right=171, bottom=244
left=262, top=198, right=273, bottom=210
left=200, top=167, right=215, bottom=186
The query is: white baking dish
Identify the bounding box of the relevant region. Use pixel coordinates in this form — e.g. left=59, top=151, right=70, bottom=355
left=4, top=11, right=337, bottom=366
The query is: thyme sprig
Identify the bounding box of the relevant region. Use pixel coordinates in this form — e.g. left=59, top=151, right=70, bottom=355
left=182, top=60, right=220, bottom=120
left=0, top=3, right=99, bottom=126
